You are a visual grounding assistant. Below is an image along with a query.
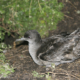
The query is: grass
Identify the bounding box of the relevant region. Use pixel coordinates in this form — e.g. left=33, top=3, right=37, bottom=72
left=0, top=47, right=15, bottom=78
left=32, top=64, right=55, bottom=80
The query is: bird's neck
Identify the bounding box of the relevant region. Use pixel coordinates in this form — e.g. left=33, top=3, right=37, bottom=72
left=28, top=41, right=43, bottom=65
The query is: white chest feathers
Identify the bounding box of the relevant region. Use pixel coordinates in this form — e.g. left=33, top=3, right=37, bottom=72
left=29, top=43, right=40, bottom=55
left=28, top=43, right=42, bottom=65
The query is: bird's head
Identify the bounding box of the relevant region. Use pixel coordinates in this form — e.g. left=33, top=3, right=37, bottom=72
left=16, top=30, right=42, bottom=44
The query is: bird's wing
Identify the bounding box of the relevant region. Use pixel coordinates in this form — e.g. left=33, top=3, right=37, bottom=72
left=37, top=35, right=65, bottom=61
left=37, top=28, right=80, bottom=63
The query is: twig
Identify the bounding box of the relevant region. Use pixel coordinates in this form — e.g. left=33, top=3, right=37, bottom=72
left=53, top=68, right=71, bottom=80
left=68, top=1, right=77, bottom=9
left=22, top=50, right=28, bottom=53
left=0, top=60, right=4, bottom=62
left=38, top=0, right=42, bottom=12
left=1, top=26, right=18, bottom=38
left=64, top=14, right=74, bottom=19
left=70, top=74, right=80, bottom=80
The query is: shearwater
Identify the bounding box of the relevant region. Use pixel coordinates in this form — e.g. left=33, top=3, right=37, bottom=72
left=15, top=28, right=80, bottom=67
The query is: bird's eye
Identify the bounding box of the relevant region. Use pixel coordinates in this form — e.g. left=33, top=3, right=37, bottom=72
left=24, top=33, right=31, bottom=38
left=28, top=36, right=31, bottom=38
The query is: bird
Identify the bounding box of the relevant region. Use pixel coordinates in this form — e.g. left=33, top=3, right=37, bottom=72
left=15, top=28, right=80, bottom=67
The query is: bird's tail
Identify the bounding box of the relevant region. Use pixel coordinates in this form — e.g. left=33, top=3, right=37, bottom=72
left=70, top=28, right=80, bottom=36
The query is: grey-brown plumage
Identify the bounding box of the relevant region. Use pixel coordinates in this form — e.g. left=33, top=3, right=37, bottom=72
left=16, top=28, right=80, bottom=66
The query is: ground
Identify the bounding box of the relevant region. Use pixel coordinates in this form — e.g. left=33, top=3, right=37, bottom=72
left=1, top=0, right=80, bottom=80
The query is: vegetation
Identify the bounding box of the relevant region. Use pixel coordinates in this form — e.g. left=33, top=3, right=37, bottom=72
left=0, top=61, right=14, bottom=78
left=0, top=35, right=14, bottom=78
left=0, top=49, right=14, bottom=78
left=32, top=71, right=52, bottom=80
left=0, top=0, right=64, bottom=40
left=32, top=71, right=44, bottom=78
left=32, top=64, right=55, bottom=80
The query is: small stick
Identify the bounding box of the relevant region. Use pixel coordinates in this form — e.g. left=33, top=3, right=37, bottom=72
left=22, top=50, right=28, bottom=53
left=64, top=15, right=74, bottom=19
left=68, top=1, right=77, bottom=9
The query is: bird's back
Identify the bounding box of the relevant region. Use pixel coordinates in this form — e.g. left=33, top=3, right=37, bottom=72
left=37, top=28, right=80, bottom=66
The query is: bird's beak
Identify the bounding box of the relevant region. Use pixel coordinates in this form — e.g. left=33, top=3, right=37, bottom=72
left=15, top=37, right=27, bottom=42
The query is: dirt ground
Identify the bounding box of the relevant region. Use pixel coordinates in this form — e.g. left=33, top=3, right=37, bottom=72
left=1, top=0, right=80, bottom=80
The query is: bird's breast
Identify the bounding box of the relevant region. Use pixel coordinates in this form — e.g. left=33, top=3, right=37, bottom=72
left=29, top=43, right=41, bottom=55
